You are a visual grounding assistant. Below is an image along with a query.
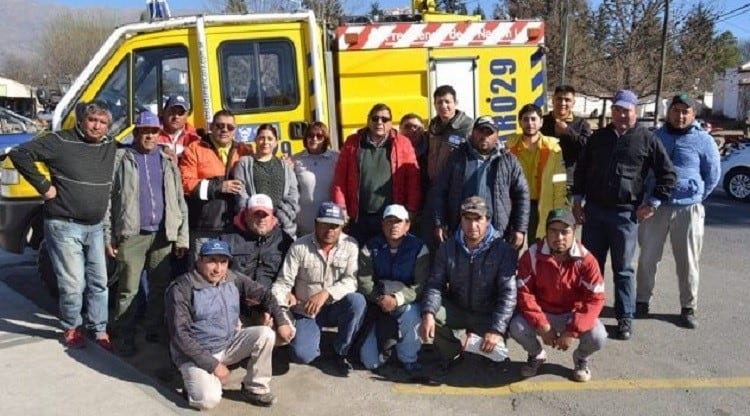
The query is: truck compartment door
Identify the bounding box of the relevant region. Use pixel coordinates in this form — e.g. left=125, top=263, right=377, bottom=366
left=429, top=58, right=478, bottom=120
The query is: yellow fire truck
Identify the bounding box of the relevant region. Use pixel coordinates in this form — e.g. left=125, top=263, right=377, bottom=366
left=0, top=2, right=546, bottom=259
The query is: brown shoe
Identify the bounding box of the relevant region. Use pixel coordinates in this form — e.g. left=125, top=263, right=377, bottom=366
left=95, top=333, right=114, bottom=352
left=62, top=327, right=85, bottom=349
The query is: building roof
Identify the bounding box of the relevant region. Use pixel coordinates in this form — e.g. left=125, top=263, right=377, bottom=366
left=0, top=77, right=33, bottom=98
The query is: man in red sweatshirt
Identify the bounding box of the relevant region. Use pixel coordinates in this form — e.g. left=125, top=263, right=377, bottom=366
left=509, top=209, right=606, bottom=382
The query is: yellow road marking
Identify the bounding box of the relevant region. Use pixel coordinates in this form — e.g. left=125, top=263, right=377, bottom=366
left=393, top=377, right=750, bottom=396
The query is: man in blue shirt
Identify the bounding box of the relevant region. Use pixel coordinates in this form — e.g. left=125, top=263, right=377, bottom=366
left=635, top=93, right=720, bottom=329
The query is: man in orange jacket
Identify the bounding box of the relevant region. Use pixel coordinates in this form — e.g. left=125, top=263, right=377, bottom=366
left=509, top=209, right=606, bottom=383
left=179, top=109, right=253, bottom=253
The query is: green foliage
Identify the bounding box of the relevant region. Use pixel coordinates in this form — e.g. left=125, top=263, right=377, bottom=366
left=224, top=0, right=248, bottom=13
left=369, top=1, right=383, bottom=16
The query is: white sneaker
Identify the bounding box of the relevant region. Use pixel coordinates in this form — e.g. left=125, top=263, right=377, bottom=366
left=572, top=358, right=591, bottom=382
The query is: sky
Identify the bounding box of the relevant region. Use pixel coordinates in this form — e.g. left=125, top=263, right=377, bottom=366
left=41, top=0, right=750, bottom=39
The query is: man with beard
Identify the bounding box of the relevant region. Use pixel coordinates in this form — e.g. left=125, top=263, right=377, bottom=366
left=509, top=209, right=606, bottom=382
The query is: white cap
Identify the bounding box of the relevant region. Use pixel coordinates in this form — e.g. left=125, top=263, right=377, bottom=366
left=382, top=204, right=409, bottom=221
left=247, top=193, right=274, bottom=216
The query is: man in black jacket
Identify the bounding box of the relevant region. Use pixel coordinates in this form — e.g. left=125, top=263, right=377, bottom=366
left=9, top=100, right=117, bottom=351
left=429, top=116, right=530, bottom=250
left=421, top=196, right=517, bottom=369
left=218, top=193, right=292, bottom=289
left=166, top=240, right=294, bottom=410
left=540, top=85, right=593, bottom=190
left=572, top=89, right=676, bottom=341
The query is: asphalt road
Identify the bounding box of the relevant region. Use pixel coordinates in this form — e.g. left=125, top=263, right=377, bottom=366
left=1, top=190, right=748, bottom=416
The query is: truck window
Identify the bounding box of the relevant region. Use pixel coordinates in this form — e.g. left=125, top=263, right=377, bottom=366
left=133, top=46, right=190, bottom=118
left=92, top=57, right=129, bottom=136
left=90, top=45, right=189, bottom=138
left=219, top=40, right=299, bottom=112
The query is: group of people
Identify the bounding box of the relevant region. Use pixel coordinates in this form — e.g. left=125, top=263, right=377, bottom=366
left=8, top=82, right=720, bottom=410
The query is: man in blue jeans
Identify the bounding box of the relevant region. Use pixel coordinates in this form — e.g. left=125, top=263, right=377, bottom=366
left=272, top=202, right=366, bottom=376
left=572, top=89, right=675, bottom=340
left=9, top=101, right=118, bottom=349
left=357, top=204, right=429, bottom=378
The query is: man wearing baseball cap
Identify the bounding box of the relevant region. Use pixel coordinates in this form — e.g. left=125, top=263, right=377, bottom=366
left=635, top=93, right=720, bottom=329
left=429, top=115, right=530, bottom=250
left=166, top=239, right=293, bottom=409
left=217, top=193, right=293, bottom=289
left=572, top=89, right=676, bottom=340
left=158, top=94, right=200, bottom=159
left=273, top=202, right=366, bottom=376
left=105, top=110, right=189, bottom=355
left=421, top=196, right=517, bottom=374
left=510, top=209, right=606, bottom=382
left=357, top=204, right=429, bottom=379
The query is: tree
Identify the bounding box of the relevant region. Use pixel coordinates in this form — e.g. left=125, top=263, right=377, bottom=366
left=225, top=0, right=248, bottom=13
left=438, top=0, right=468, bottom=14
left=37, top=10, right=121, bottom=88
left=369, top=2, right=383, bottom=17
left=740, top=39, right=750, bottom=63
left=471, top=5, right=485, bottom=19
left=303, top=0, right=344, bottom=24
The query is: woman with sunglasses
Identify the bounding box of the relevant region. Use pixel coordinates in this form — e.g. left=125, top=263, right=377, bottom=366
left=233, top=124, right=300, bottom=238
left=332, top=103, right=422, bottom=244
left=292, top=122, right=339, bottom=237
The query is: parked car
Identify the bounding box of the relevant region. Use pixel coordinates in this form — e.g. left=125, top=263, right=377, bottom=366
left=721, top=143, right=750, bottom=202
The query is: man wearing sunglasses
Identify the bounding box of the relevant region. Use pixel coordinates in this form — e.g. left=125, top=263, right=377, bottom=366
left=332, top=103, right=421, bottom=244
left=179, top=109, right=253, bottom=255
left=158, top=95, right=200, bottom=160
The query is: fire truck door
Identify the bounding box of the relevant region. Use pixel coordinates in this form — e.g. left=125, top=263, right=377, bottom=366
left=429, top=58, right=478, bottom=120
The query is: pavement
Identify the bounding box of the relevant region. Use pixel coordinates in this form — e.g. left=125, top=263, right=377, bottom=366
left=0, top=280, right=192, bottom=416
left=0, top=191, right=748, bottom=415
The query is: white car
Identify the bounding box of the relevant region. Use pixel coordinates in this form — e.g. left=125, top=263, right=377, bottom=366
left=721, top=143, right=750, bottom=202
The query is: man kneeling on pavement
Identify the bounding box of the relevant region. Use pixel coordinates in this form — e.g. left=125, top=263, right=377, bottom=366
left=357, top=204, right=429, bottom=378
left=509, top=209, right=606, bottom=382
left=166, top=240, right=294, bottom=410
left=420, top=196, right=518, bottom=369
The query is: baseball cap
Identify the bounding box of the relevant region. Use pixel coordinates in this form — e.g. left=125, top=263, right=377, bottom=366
left=247, top=193, right=274, bottom=216
left=316, top=202, right=346, bottom=225
left=613, top=89, right=638, bottom=110
left=164, top=94, right=190, bottom=111
left=382, top=204, right=409, bottom=221
left=669, top=92, right=696, bottom=109
left=460, top=196, right=490, bottom=217
left=199, top=239, right=232, bottom=258
left=473, top=115, right=498, bottom=133
left=134, top=111, right=161, bottom=128
left=545, top=208, right=576, bottom=227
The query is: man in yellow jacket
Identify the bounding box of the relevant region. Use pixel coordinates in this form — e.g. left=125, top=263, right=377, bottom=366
left=507, top=104, right=567, bottom=244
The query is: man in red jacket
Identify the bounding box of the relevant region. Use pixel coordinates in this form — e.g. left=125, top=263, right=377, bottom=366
left=332, top=103, right=421, bottom=244
left=509, top=209, right=606, bottom=382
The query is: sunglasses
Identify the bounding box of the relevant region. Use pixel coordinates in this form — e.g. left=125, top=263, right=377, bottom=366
left=306, top=133, right=325, bottom=140
left=167, top=108, right=187, bottom=116
left=213, top=122, right=236, bottom=131
left=370, top=115, right=391, bottom=123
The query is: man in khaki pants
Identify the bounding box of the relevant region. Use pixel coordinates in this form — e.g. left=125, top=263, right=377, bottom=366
left=635, top=93, right=720, bottom=329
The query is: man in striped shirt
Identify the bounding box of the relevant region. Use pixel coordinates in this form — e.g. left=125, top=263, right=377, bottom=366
left=10, top=100, right=118, bottom=351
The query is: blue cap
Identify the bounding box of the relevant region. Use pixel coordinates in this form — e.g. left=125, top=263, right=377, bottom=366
left=613, top=89, right=638, bottom=110
left=316, top=202, right=346, bottom=225
left=135, top=111, right=161, bottom=128
left=199, top=239, right=232, bottom=258
left=164, top=94, right=190, bottom=111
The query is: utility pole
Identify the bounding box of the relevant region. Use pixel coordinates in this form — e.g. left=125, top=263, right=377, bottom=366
left=654, top=0, right=669, bottom=127
left=560, top=0, right=571, bottom=85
